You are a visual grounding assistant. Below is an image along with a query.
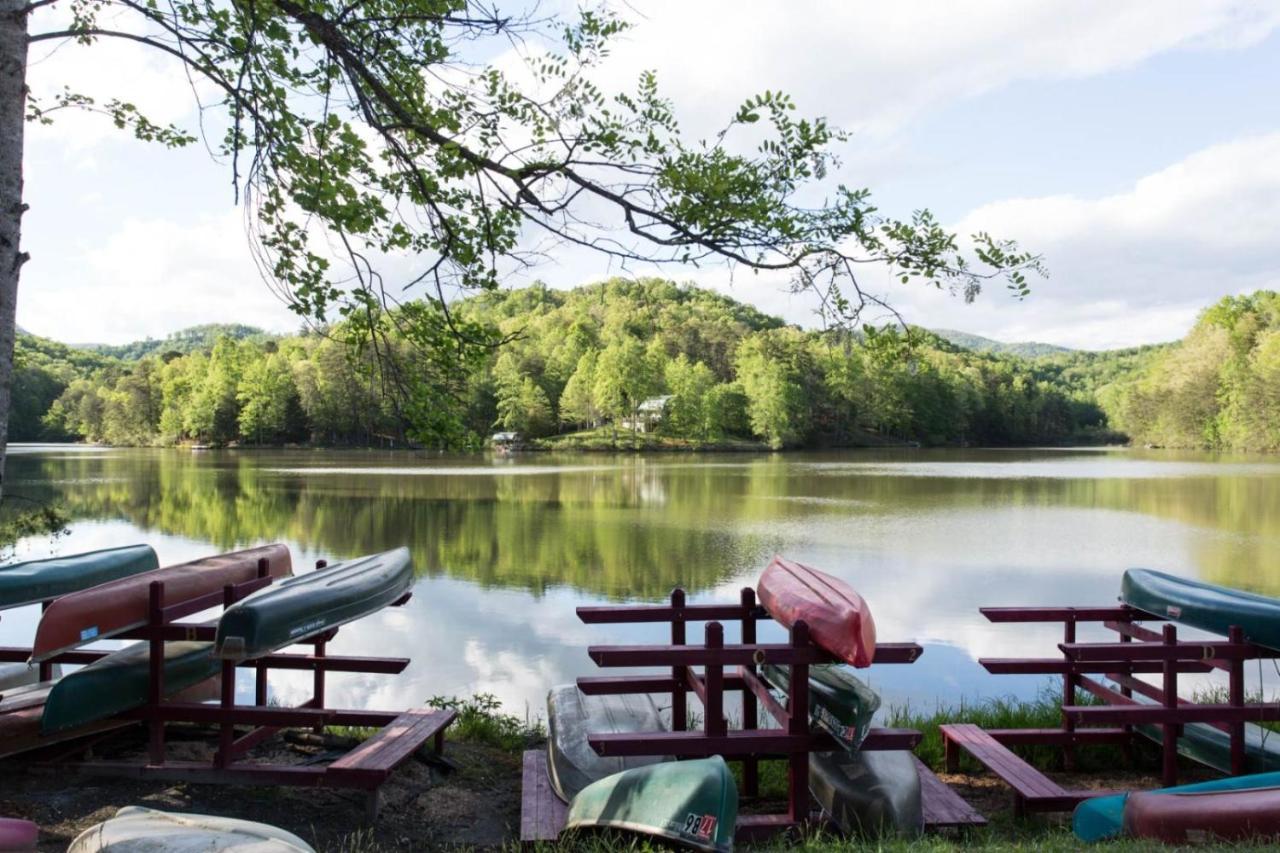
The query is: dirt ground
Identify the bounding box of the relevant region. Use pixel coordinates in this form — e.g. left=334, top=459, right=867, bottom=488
left=0, top=726, right=523, bottom=851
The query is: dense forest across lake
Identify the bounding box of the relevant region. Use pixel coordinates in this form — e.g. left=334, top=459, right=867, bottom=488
left=14, top=281, right=1277, bottom=452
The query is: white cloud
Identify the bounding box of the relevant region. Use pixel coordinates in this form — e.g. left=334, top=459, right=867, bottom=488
left=881, top=132, right=1280, bottom=348
left=592, top=1, right=1280, bottom=136
left=18, top=210, right=300, bottom=343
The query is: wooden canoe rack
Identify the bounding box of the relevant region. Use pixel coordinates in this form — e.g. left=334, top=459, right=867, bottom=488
left=0, top=557, right=452, bottom=820
left=944, top=604, right=1280, bottom=814
left=522, top=585, right=985, bottom=843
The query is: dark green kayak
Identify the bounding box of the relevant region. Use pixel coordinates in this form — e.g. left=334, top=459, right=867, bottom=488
left=0, top=545, right=158, bottom=610
left=546, top=683, right=672, bottom=802
left=1122, top=568, right=1280, bottom=649
left=215, top=547, right=413, bottom=660
left=41, top=641, right=220, bottom=733
left=566, top=756, right=737, bottom=853
left=810, top=749, right=923, bottom=838
left=762, top=663, right=880, bottom=752
left=1073, top=770, right=1280, bottom=842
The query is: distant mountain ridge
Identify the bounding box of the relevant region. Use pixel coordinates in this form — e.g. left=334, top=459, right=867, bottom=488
left=931, top=329, right=1073, bottom=358
left=67, top=323, right=274, bottom=360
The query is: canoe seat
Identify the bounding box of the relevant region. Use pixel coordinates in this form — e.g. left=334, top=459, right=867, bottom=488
left=329, top=707, right=456, bottom=819
left=520, top=750, right=568, bottom=842
left=914, top=756, right=987, bottom=829
left=940, top=723, right=1100, bottom=815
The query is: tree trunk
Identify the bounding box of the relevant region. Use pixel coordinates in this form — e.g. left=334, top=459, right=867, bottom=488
left=0, top=1, right=28, bottom=503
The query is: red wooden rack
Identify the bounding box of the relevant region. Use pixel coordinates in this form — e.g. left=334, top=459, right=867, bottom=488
left=0, top=557, right=453, bottom=819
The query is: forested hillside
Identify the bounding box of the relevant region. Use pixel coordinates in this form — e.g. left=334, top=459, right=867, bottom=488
left=25, top=279, right=1142, bottom=450
left=73, top=324, right=274, bottom=361
left=1102, top=292, right=1280, bottom=451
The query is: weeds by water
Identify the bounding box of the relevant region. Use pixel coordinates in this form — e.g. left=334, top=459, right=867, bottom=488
left=426, top=693, right=545, bottom=752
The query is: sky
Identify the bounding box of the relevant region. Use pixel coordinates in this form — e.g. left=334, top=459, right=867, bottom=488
left=21, top=1, right=1280, bottom=349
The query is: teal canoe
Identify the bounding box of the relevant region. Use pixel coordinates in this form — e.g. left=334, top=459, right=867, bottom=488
left=566, top=756, right=737, bottom=852
left=546, top=684, right=672, bottom=802
left=0, top=545, right=158, bottom=610
left=810, top=749, right=923, bottom=838
left=1133, top=718, right=1280, bottom=777
left=215, top=547, right=413, bottom=660
left=1073, top=770, right=1280, bottom=842
left=762, top=663, right=880, bottom=753
left=41, top=641, right=220, bottom=733
left=1122, top=569, right=1280, bottom=650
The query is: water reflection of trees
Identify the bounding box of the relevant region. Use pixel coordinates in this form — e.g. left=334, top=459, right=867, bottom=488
left=13, top=449, right=1280, bottom=598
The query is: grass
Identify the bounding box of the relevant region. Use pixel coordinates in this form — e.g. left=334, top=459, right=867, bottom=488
left=425, top=692, right=545, bottom=752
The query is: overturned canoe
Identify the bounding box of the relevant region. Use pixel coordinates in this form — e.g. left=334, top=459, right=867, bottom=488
left=42, top=641, right=220, bottom=734
left=0, top=817, right=37, bottom=852
left=1136, top=716, right=1280, bottom=777
left=215, top=547, right=413, bottom=661
left=546, top=684, right=672, bottom=802
left=68, top=806, right=314, bottom=852
left=0, top=662, right=60, bottom=692
left=1073, top=770, right=1280, bottom=843
left=1122, top=568, right=1280, bottom=650
left=757, top=556, right=876, bottom=667
left=761, top=663, right=880, bottom=753
left=1125, top=785, right=1280, bottom=844
left=32, top=544, right=293, bottom=662
left=0, top=545, right=158, bottom=610
left=810, top=749, right=923, bottom=838
left=566, top=756, right=737, bottom=853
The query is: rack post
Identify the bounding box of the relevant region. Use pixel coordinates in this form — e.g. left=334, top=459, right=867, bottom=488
left=147, top=580, right=167, bottom=764
left=740, top=587, right=759, bottom=798
left=671, top=588, right=687, bottom=732
left=312, top=559, right=329, bottom=732
left=704, top=622, right=725, bottom=738
left=254, top=558, right=270, bottom=706
left=787, top=620, right=810, bottom=825
left=1228, top=625, right=1246, bottom=776
left=1062, top=615, right=1077, bottom=770
left=1161, top=623, right=1179, bottom=786
left=216, top=583, right=237, bottom=767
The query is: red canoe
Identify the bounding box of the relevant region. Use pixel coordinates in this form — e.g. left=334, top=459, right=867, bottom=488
left=30, top=544, right=293, bottom=662
left=1123, top=786, right=1280, bottom=843
left=757, top=556, right=876, bottom=668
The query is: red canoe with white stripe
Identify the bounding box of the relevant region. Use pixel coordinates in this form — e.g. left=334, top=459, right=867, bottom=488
left=30, top=544, right=293, bottom=662
left=757, top=556, right=876, bottom=668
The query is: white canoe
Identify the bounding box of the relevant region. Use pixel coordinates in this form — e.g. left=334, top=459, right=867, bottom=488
left=0, top=662, right=60, bottom=692
left=68, top=807, right=314, bottom=852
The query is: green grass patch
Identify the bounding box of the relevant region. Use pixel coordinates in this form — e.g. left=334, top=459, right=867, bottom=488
left=426, top=693, right=544, bottom=752
left=533, top=426, right=765, bottom=452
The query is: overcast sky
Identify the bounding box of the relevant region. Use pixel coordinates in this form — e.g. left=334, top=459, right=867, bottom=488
left=23, top=1, right=1280, bottom=348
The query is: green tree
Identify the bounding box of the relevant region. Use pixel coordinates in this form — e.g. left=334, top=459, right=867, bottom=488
left=735, top=331, right=812, bottom=449
left=664, top=355, right=715, bottom=439
left=594, top=338, right=655, bottom=442
left=238, top=352, right=298, bottom=444
left=559, top=350, right=599, bottom=430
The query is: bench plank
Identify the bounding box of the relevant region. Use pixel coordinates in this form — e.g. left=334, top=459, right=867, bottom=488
left=940, top=723, right=1066, bottom=800
left=520, top=750, right=567, bottom=842
left=915, top=756, right=986, bottom=829
left=329, top=708, right=455, bottom=774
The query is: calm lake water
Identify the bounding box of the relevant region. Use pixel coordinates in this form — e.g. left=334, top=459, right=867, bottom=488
left=4, top=444, right=1280, bottom=717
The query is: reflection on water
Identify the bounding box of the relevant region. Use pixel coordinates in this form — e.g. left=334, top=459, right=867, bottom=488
left=5, top=445, right=1280, bottom=714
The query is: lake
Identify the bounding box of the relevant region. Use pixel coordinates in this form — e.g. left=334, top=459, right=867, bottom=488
left=4, top=444, right=1279, bottom=718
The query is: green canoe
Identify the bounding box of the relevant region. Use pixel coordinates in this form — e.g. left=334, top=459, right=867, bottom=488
left=546, top=683, right=673, bottom=802
left=566, top=756, right=737, bottom=853
left=42, top=641, right=220, bottom=733
left=0, top=545, right=158, bottom=610
left=762, top=663, right=880, bottom=752
left=1073, top=770, right=1280, bottom=842
left=811, top=749, right=923, bottom=838
left=1133, top=718, right=1280, bottom=777
left=1122, top=568, right=1280, bottom=649
left=215, top=547, right=413, bottom=660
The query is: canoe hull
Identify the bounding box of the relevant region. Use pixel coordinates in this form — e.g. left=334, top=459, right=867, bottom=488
left=41, top=641, right=221, bottom=734
left=757, top=556, right=876, bottom=668
left=546, top=684, right=672, bottom=802
left=1122, top=568, right=1280, bottom=650
left=68, top=806, right=314, bottom=853
left=0, top=545, right=158, bottom=610
left=0, top=817, right=37, bottom=852
left=761, top=663, right=880, bottom=753
left=215, top=547, right=413, bottom=660
left=32, top=544, right=293, bottom=661
left=566, top=756, right=737, bottom=853
left=810, top=749, right=923, bottom=838
left=1124, top=787, right=1280, bottom=843
left=1073, top=770, right=1280, bottom=842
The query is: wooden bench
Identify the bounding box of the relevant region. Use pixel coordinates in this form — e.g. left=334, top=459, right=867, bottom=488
left=940, top=723, right=1100, bottom=816
left=329, top=707, right=456, bottom=819
left=520, top=750, right=568, bottom=844
left=915, top=756, right=986, bottom=829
